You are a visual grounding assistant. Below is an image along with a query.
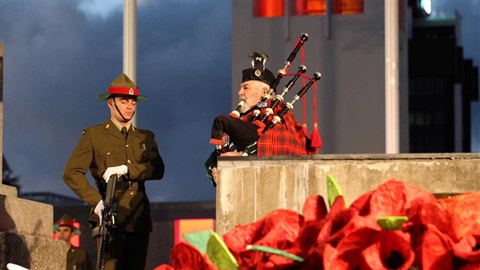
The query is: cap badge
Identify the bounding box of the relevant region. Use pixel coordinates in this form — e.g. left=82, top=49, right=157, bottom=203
left=129, top=88, right=134, bottom=95
left=254, top=70, right=261, bottom=77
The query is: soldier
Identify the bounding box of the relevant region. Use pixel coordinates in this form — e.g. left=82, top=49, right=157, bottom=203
left=63, top=73, right=165, bottom=269
left=54, top=214, right=94, bottom=270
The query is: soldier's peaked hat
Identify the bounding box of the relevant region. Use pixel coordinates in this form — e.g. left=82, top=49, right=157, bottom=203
left=98, top=73, right=148, bottom=102
left=53, top=213, right=81, bottom=235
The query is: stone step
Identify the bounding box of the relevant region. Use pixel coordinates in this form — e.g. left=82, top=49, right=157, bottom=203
left=0, top=232, right=66, bottom=270
left=0, top=195, right=53, bottom=237
left=0, top=184, right=17, bottom=198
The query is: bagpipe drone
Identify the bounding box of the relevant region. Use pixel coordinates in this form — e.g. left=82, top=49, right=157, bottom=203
left=205, top=33, right=323, bottom=184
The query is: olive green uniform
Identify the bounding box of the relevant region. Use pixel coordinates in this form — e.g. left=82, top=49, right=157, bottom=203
left=66, top=246, right=94, bottom=270
left=63, top=119, right=165, bottom=269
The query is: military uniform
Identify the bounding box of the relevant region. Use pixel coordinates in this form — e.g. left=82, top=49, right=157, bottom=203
left=66, top=246, right=94, bottom=270
left=54, top=214, right=94, bottom=270
left=63, top=73, right=165, bottom=270
left=63, top=119, right=164, bottom=231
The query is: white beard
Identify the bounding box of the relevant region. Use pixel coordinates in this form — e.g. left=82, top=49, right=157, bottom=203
left=240, top=100, right=254, bottom=113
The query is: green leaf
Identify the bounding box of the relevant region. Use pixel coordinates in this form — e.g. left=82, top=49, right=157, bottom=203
left=377, top=216, right=408, bottom=230
left=327, top=174, right=345, bottom=207
left=184, top=230, right=212, bottom=254
left=247, top=245, right=304, bottom=262
left=206, top=232, right=239, bottom=270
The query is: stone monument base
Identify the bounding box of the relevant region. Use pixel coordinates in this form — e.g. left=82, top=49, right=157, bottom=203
left=0, top=184, right=66, bottom=269
left=216, top=153, right=480, bottom=236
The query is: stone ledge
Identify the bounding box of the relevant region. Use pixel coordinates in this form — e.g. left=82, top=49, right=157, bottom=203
left=0, top=232, right=66, bottom=270
left=0, top=184, right=17, bottom=198
left=0, top=195, right=53, bottom=237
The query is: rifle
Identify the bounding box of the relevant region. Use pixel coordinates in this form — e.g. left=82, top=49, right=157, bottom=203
left=95, top=174, right=119, bottom=270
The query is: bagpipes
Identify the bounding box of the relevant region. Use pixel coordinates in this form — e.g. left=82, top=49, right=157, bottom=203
left=205, top=33, right=323, bottom=184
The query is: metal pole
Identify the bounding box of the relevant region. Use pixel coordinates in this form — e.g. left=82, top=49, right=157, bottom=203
left=124, top=0, right=137, bottom=125
left=385, top=0, right=399, bottom=153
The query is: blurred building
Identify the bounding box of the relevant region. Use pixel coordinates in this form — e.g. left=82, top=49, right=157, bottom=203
left=232, top=0, right=478, bottom=154
left=409, top=10, right=478, bottom=152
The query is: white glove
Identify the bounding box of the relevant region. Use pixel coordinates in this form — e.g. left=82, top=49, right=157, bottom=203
left=94, top=200, right=104, bottom=224
left=6, top=263, right=29, bottom=270
left=103, top=164, right=128, bottom=182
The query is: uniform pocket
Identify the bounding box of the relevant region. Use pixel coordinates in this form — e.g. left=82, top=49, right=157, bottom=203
left=98, top=149, right=125, bottom=168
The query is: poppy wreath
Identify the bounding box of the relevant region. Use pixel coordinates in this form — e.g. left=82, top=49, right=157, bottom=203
left=156, top=175, right=480, bottom=270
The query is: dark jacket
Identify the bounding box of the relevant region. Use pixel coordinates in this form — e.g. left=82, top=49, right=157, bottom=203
left=66, top=246, right=94, bottom=270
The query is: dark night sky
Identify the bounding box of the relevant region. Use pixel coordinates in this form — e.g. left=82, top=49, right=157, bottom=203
left=0, top=0, right=231, bottom=202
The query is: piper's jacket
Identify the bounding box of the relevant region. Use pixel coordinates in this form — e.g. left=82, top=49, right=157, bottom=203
left=63, top=119, right=165, bottom=233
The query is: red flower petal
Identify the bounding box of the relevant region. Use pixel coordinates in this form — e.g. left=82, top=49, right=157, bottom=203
left=447, top=193, right=480, bottom=241
left=458, top=262, right=480, bottom=270
left=296, top=220, right=326, bottom=256
left=349, top=190, right=373, bottom=216
left=317, top=210, right=379, bottom=247
left=153, top=265, right=174, bottom=270
left=362, top=230, right=415, bottom=270
left=301, top=243, right=327, bottom=270
left=303, top=195, right=328, bottom=222
left=332, top=227, right=380, bottom=269
left=223, top=209, right=303, bottom=268
left=408, top=192, right=480, bottom=243
left=170, top=242, right=218, bottom=270
left=415, top=224, right=453, bottom=270
left=453, top=231, right=480, bottom=262
left=369, top=179, right=408, bottom=216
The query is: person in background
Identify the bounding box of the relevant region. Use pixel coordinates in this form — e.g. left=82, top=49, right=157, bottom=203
left=54, top=214, right=94, bottom=270
left=63, top=73, right=165, bottom=269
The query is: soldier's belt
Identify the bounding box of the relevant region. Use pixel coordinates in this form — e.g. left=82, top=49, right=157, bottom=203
left=115, top=180, right=145, bottom=192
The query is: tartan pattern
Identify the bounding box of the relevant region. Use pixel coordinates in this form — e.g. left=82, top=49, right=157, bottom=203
left=242, top=100, right=316, bottom=155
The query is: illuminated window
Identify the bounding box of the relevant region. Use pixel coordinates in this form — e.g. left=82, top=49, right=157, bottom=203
left=253, top=0, right=285, bottom=17
left=288, top=0, right=363, bottom=16
left=174, top=218, right=215, bottom=244
left=335, top=0, right=363, bottom=15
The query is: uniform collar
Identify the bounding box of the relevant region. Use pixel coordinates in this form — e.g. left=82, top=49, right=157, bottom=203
left=107, top=118, right=136, bottom=132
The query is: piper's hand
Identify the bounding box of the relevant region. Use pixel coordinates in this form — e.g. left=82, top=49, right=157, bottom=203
left=94, top=200, right=104, bottom=224
left=212, top=167, right=218, bottom=185
left=221, top=151, right=243, bottom=157
left=103, top=165, right=128, bottom=182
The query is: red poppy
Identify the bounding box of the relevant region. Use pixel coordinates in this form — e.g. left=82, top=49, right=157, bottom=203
left=162, top=179, right=480, bottom=269
left=361, top=230, right=415, bottom=270
left=223, top=209, right=304, bottom=268
left=169, top=242, right=218, bottom=270
left=302, top=194, right=328, bottom=222
left=324, top=227, right=379, bottom=269
left=406, top=220, right=453, bottom=269
left=408, top=193, right=480, bottom=243
left=453, top=231, right=480, bottom=263
left=317, top=208, right=380, bottom=247
left=350, top=179, right=436, bottom=218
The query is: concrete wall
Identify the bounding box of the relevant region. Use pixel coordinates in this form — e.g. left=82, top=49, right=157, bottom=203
left=0, top=186, right=66, bottom=269
left=215, top=153, right=480, bottom=235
